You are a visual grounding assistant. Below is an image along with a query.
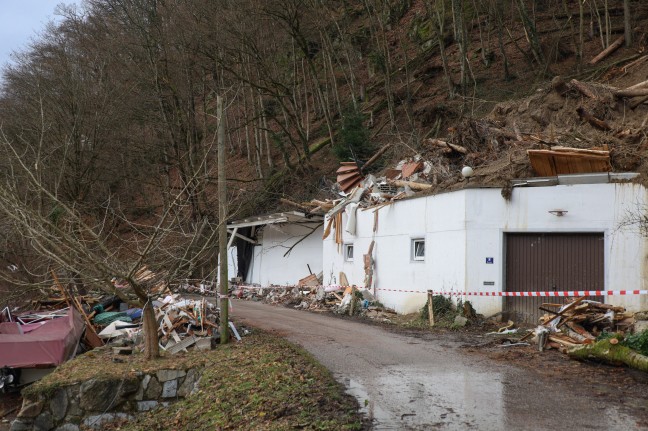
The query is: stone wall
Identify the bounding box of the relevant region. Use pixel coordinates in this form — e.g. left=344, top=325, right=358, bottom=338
left=11, top=367, right=202, bottom=431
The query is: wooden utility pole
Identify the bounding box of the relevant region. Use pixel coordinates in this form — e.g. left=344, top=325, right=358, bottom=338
left=217, top=95, right=230, bottom=344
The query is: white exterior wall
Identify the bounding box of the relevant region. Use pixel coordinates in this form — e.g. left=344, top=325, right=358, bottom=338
left=323, top=192, right=467, bottom=314
left=323, top=182, right=648, bottom=315
left=246, top=223, right=323, bottom=286
left=465, top=183, right=648, bottom=315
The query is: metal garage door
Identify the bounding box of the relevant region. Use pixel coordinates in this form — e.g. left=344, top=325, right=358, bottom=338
left=504, top=233, right=604, bottom=323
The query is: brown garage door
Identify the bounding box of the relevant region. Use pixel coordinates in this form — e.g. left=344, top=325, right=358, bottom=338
left=505, top=233, right=604, bottom=324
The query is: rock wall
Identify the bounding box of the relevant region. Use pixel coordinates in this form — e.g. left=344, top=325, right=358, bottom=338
left=11, top=367, right=202, bottom=431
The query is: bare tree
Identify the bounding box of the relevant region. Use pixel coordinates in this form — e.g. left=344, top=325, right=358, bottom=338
left=0, top=127, right=220, bottom=359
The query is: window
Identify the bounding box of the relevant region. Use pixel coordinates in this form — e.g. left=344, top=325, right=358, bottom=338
left=412, top=239, right=425, bottom=261
left=344, top=244, right=354, bottom=261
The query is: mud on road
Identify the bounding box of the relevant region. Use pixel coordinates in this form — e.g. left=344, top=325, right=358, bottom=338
left=400, top=325, right=648, bottom=427
left=232, top=300, right=648, bottom=430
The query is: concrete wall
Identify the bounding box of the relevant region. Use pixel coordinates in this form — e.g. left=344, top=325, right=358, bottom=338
left=323, top=182, right=648, bottom=315
left=246, top=222, right=323, bottom=286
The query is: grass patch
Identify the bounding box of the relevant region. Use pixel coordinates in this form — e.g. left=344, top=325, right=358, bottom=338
left=23, top=344, right=211, bottom=398
left=123, top=332, right=362, bottom=430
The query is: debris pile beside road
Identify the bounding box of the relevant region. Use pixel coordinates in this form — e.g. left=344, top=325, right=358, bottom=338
left=233, top=281, right=396, bottom=320
left=519, top=297, right=648, bottom=372
left=153, top=294, right=242, bottom=354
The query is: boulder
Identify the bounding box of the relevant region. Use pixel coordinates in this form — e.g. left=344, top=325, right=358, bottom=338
left=162, top=379, right=178, bottom=398
left=144, top=377, right=161, bottom=399
left=156, top=369, right=186, bottom=383
left=50, top=388, right=68, bottom=421
left=453, top=315, right=468, bottom=327
left=33, top=412, right=53, bottom=431
left=79, top=378, right=124, bottom=411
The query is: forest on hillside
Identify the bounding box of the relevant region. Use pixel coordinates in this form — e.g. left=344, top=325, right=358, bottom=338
left=0, top=0, right=645, bottom=299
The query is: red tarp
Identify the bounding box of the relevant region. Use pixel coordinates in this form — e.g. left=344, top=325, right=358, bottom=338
left=0, top=308, right=84, bottom=368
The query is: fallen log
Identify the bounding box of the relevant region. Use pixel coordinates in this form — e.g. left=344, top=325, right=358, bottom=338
left=568, top=339, right=648, bottom=372
left=589, top=35, right=624, bottom=65
left=614, top=88, right=648, bottom=98
left=280, top=198, right=311, bottom=213
left=629, top=95, right=648, bottom=109
left=624, top=79, right=648, bottom=91
left=576, top=107, right=612, bottom=131
left=427, top=138, right=467, bottom=154
left=387, top=179, right=433, bottom=191
left=361, top=144, right=392, bottom=172
left=570, top=79, right=602, bottom=100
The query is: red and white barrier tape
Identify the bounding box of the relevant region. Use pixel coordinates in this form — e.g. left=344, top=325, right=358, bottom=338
left=428, top=290, right=648, bottom=297
left=233, top=284, right=648, bottom=297
left=234, top=284, right=343, bottom=292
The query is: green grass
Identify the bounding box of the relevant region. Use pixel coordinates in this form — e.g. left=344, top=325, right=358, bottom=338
left=123, top=333, right=363, bottom=431
left=24, top=332, right=363, bottom=430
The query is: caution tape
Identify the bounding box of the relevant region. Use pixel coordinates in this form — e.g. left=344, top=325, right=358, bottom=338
left=428, top=290, right=648, bottom=297
left=373, top=288, right=421, bottom=293
left=233, top=284, right=648, bottom=297
left=234, top=284, right=344, bottom=292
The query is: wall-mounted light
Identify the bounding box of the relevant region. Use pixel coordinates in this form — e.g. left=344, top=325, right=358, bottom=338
left=548, top=210, right=568, bottom=216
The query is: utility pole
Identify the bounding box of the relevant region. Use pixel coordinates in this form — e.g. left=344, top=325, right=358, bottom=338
left=217, top=95, right=229, bottom=344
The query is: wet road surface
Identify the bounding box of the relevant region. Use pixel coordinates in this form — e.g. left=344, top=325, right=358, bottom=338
left=232, top=300, right=646, bottom=430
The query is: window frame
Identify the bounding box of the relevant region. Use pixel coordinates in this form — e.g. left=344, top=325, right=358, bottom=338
left=344, top=243, right=354, bottom=261
left=411, top=238, right=425, bottom=261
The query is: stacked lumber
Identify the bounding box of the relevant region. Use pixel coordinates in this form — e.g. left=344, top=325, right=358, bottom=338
left=534, top=298, right=634, bottom=351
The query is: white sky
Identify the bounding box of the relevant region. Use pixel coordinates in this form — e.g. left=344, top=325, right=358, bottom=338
left=0, top=0, right=83, bottom=70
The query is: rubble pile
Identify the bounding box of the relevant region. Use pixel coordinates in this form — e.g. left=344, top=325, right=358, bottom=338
left=153, top=294, right=238, bottom=354
left=175, top=280, right=217, bottom=295
left=528, top=298, right=637, bottom=351
left=0, top=269, right=249, bottom=391
left=234, top=283, right=398, bottom=321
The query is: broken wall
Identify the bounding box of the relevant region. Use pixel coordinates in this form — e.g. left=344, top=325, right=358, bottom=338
left=323, top=192, right=467, bottom=314
left=246, top=223, right=323, bottom=286
left=324, top=181, right=648, bottom=316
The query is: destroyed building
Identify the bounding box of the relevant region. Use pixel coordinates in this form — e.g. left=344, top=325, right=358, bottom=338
left=226, top=211, right=324, bottom=286
left=323, top=175, right=648, bottom=321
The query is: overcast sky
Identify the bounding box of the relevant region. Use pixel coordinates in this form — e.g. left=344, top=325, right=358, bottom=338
left=0, top=1, right=83, bottom=70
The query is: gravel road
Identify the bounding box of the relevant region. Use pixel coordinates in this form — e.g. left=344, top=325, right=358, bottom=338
left=232, top=300, right=647, bottom=430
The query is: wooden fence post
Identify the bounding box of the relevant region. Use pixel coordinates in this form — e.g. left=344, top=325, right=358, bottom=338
left=427, top=290, right=435, bottom=327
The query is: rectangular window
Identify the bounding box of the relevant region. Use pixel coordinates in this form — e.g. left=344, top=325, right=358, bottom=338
left=412, top=239, right=425, bottom=261
left=345, top=244, right=354, bottom=261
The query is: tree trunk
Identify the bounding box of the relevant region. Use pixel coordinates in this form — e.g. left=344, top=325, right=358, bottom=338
left=142, top=299, right=159, bottom=360
left=568, top=339, right=648, bottom=372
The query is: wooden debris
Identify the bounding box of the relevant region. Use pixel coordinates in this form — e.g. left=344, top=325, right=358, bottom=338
left=569, top=339, right=648, bottom=372
left=426, top=138, right=467, bottom=154
left=387, top=179, right=433, bottom=191
left=527, top=146, right=611, bottom=176
left=576, top=107, right=612, bottom=131
left=569, top=79, right=603, bottom=100
left=533, top=298, right=635, bottom=352
left=589, top=35, right=624, bottom=65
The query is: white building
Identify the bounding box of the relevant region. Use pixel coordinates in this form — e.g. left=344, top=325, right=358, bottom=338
left=227, top=212, right=324, bottom=286
left=323, top=174, right=648, bottom=320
